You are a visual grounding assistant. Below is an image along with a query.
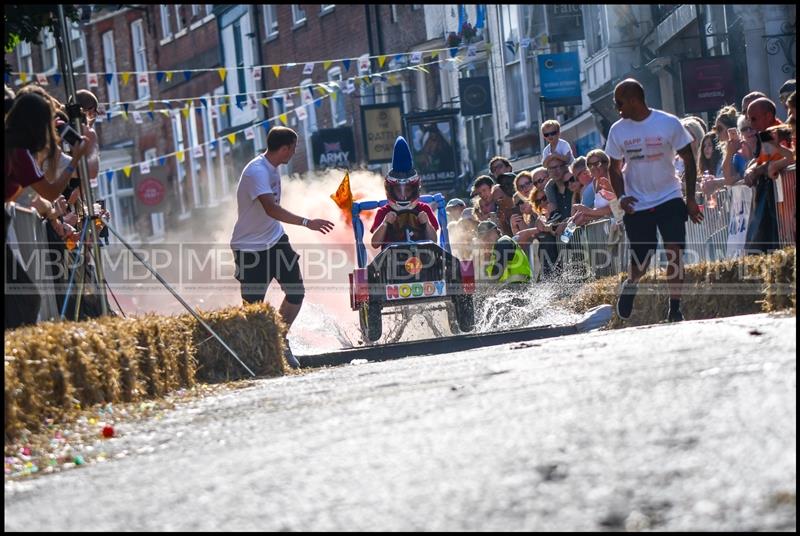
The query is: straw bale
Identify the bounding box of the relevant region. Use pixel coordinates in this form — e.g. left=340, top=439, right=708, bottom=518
left=189, top=302, right=288, bottom=383
left=570, top=247, right=796, bottom=326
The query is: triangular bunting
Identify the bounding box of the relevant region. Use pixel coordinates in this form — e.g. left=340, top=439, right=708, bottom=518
left=123, top=165, right=132, bottom=177
left=342, top=59, right=351, bottom=72
left=378, top=55, right=387, bottom=68
left=156, top=71, right=165, bottom=83
left=105, top=73, right=114, bottom=85
left=158, top=157, right=167, bottom=167
left=227, top=133, right=236, bottom=145
left=122, top=72, right=131, bottom=85
left=221, top=103, right=228, bottom=115
left=53, top=73, right=62, bottom=86
left=176, top=150, right=184, bottom=163
left=217, top=68, right=227, bottom=82
left=271, top=65, right=281, bottom=79
left=279, top=113, right=288, bottom=125
left=184, top=70, right=192, bottom=81
left=166, top=71, right=174, bottom=82
left=260, top=98, right=269, bottom=109
left=323, top=60, right=333, bottom=71
left=106, top=170, right=114, bottom=182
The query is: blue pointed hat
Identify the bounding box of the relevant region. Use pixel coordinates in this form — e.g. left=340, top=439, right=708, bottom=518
left=389, top=136, right=417, bottom=180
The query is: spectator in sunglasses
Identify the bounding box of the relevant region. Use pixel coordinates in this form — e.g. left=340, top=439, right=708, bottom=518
left=540, top=119, right=574, bottom=168
left=542, top=153, right=574, bottom=224
left=488, top=156, right=513, bottom=180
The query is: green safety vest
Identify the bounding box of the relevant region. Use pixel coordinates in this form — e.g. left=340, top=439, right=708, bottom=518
left=485, top=235, right=532, bottom=284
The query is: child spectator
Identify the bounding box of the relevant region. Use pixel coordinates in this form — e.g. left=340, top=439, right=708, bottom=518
left=541, top=119, right=574, bottom=167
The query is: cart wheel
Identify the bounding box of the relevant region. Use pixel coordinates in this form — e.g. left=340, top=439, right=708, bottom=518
left=359, top=300, right=382, bottom=343
left=453, top=295, right=475, bottom=332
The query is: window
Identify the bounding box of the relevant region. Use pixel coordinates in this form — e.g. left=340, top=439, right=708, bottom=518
left=160, top=6, right=173, bottom=40
left=232, top=21, right=247, bottom=109
left=501, top=6, right=525, bottom=129
left=17, top=41, right=33, bottom=76
left=191, top=5, right=201, bottom=17
left=69, top=22, right=85, bottom=66
left=130, top=19, right=150, bottom=100
left=391, top=5, right=398, bottom=23
left=300, top=78, right=318, bottom=132
left=263, top=5, right=278, bottom=39
left=292, top=5, right=306, bottom=27
left=205, top=5, right=214, bottom=17
left=41, top=29, right=58, bottom=73
left=328, top=67, right=347, bottom=126
left=174, top=5, right=184, bottom=32
left=585, top=5, right=608, bottom=56
left=102, top=31, right=120, bottom=105
left=411, top=5, right=421, bottom=10
left=320, top=5, right=335, bottom=15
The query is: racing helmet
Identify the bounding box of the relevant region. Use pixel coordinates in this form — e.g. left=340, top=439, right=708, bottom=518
left=385, top=136, right=421, bottom=210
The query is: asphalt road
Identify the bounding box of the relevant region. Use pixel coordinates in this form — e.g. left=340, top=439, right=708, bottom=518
left=5, top=313, right=796, bottom=531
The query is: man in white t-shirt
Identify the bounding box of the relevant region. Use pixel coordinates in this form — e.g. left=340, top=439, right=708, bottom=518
left=605, top=78, right=703, bottom=323
left=230, top=126, right=334, bottom=368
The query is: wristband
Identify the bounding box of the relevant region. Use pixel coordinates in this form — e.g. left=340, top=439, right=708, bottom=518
left=302, top=218, right=309, bottom=227
left=65, top=164, right=76, bottom=176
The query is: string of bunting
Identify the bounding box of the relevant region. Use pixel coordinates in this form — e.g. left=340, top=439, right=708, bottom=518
left=90, top=57, right=447, bottom=122
left=100, top=92, right=334, bottom=184
left=7, top=41, right=495, bottom=82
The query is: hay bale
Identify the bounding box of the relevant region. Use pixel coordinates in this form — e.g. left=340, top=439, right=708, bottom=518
left=570, top=247, right=796, bottom=326
left=189, top=302, right=287, bottom=383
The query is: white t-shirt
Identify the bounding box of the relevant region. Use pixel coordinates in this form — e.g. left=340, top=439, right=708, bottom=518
left=542, top=138, right=575, bottom=165
left=605, top=109, right=693, bottom=211
left=230, top=154, right=285, bottom=251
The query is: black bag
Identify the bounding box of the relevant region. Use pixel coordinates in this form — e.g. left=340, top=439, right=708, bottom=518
left=744, top=175, right=780, bottom=254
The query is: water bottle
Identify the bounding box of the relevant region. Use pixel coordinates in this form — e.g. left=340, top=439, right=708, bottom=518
left=560, top=220, right=577, bottom=243
left=703, top=170, right=717, bottom=209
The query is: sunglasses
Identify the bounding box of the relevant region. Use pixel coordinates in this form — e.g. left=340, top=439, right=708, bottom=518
left=543, top=130, right=559, bottom=138
left=587, top=160, right=606, bottom=168
left=533, top=177, right=547, bottom=185
left=517, top=181, right=532, bottom=190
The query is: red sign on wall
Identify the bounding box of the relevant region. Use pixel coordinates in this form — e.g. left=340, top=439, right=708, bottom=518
left=136, top=178, right=166, bottom=207
left=681, top=56, right=737, bottom=113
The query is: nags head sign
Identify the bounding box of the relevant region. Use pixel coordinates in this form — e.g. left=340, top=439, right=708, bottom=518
left=385, top=280, right=447, bottom=301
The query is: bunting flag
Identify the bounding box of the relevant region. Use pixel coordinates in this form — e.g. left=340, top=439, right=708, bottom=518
left=227, top=133, right=236, bottom=145
left=244, top=127, right=255, bottom=140
left=123, top=165, right=132, bottom=178
left=271, top=65, right=281, bottom=79
left=148, top=111, right=154, bottom=120
left=217, top=68, right=227, bottom=82
left=53, top=73, right=62, bottom=86
left=378, top=55, right=387, bottom=68
left=342, top=59, right=351, bottom=72
left=210, top=140, right=218, bottom=150
left=410, top=51, right=422, bottom=64
left=122, top=72, right=132, bottom=86
left=183, top=70, right=192, bottom=81
left=36, top=73, right=49, bottom=85
left=303, top=62, right=314, bottom=75
left=199, top=97, right=207, bottom=108
left=330, top=171, right=354, bottom=222
left=106, top=170, right=114, bottom=183
left=158, top=156, right=167, bottom=167
left=123, top=103, right=130, bottom=115
left=220, top=103, right=229, bottom=115
left=105, top=73, right=114, bottom=85
left=156, top=71, right=165, bottom=83
left=18, top=71, right=28, bottom=83
left=166, top=71, right=174, bottom=82
left=295, top=106, right=307, bottom=121
left=140, top=160, right=151, bottom=174
left=252, top=66, right=261, bottom=80
left=181, top=107, right=190, bottom=119
left=193, top=145, right=203, bottom=158
left=177, top=150, right=185, bottom=163
left=279, top=113, right=288, bottom=125
left=260, top=98, right=269, bottom=109
left=431, top=50, right=439, bottom=59
left=133, top=111, right=143, bottom=124
left=449, top=47, right=459, bottom=58
left=323, top=60, right=333, bottom=71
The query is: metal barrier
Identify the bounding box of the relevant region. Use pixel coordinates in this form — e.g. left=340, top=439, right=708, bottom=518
left=775, top=164, right=796, bottom=247
left=5, top=203, right=60, bottom=321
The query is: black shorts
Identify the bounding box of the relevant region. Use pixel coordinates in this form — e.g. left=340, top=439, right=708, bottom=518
left=233, top=234, right=305, bottom=305
left=623, top=197, right=688, bottom=266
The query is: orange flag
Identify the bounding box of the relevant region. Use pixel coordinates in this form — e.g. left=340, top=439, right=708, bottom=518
left=330, top=171, right=353, bottom=222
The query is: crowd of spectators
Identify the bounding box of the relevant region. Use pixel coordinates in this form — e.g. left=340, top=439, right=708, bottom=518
left=441, top=78, right=796, bottom=283
left=5, top=83, right=110, bottom=329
